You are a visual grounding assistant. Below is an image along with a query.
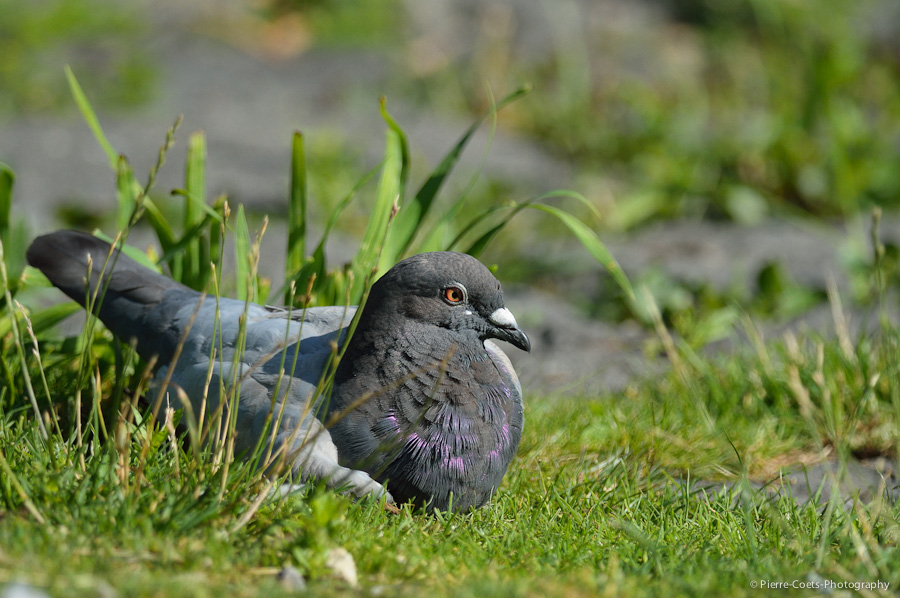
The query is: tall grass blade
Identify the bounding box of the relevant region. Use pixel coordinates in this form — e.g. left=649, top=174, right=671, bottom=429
left=0, top=163, right=26, bottom=285
left=234, top=205, right=253, bottom=302
left=455, top=193, right=633, bottom=304
left=286, top=132, right=308, bottom=302
left=454, top=187, right=596, bottom=254
left=0, top=303, right=81, bottom=339
left=354, top=120, right=403, bottom=294
left=527, top=202, right=635, bottom=303
left=161, top=187, right=224, bottom=289
left=0, top=163, right=13, bottom=234
left=378, top=98, right=410, bottom=205
left=184, top=131, right=207, bottom=287
left=141, top=197, right=180, bottom=278
left=0, top=447, right=46, bottom=524
left=67, top=68, right=146, bottom=237
left=0, top=238, right=49, bottom=441
left=458, top=204, right=527, bottom=256
left=377, top=100, right=412, bottom=263
left=65, top=66, right=117, bottom=170
left=116, top=155, right=140, bottom=233
left=154, top=212, right=223, bottom=269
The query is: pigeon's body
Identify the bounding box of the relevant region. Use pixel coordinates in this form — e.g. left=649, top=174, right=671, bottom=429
left=27, top=230, right=529, bottom=510
left=328, top=253, right=527, bottom=510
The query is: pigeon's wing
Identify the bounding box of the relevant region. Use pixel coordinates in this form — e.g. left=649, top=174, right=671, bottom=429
left=27, top=230, right=197, bottom=365
left=155, top=299, right=391, bottom=499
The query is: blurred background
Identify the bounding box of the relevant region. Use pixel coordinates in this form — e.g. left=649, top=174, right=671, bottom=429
left=2, top=0, right=899, bottom=394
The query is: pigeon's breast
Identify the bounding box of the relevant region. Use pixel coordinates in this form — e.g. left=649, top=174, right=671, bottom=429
left=330, top=326, right=524, bottom=510
left=380, top=346, right=523, bottom=510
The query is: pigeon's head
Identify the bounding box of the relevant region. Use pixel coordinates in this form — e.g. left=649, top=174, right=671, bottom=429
left=367, top=252, right=531, bottom=352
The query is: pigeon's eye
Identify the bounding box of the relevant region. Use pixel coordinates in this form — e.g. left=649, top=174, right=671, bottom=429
left=443, top=286, right=465, bottom=304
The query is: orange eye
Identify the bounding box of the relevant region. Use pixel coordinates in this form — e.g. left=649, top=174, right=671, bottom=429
left=444, top=286, right=464, bottom=303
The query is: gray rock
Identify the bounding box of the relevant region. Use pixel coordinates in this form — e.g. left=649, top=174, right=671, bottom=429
left=277, top=566, right=307, bottom=592
left=766, top=458, right=899, bottom=507
left=691, top=458, right=899, bottom=509
left=1, top=583, right=51, bottom=598
left=325, top=548, right=357, bottom=588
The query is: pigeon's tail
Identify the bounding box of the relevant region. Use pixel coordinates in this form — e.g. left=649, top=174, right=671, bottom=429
left=27, top=230, right=193, bottom=362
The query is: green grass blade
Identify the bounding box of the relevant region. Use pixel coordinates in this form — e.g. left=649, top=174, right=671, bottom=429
left=154, top=213, right=221, bottom=271
left=170, top=189, right=224, bottom=221
left=377, top=100, right=413, bottom=264
left=0, top=163, right=14, bottom=234
left=454, top=204, right=520, bottom=254
left=0, top=164, right=26, bottom=286
left=386, top=131, right=469, bottom=258
left=416, top=88, right=531, bottom=255
left=463, top=219, right=513, bottom=258
left=378, top=97, right=410, bottom=205
left=286, top=131, right=307, bottom=302
left=353, top=126, right=403, bottom=294
left=184, top=131, right=207, bottom=287
left=91, top=231, right=161, bottom=272
left=65, top=66, right=117, bottom=170
left=234, top=205, right=252, bottom=302
left=165, top=186, right=223, bottom=289
left=539, top=188, right=602, bottom=220
left=209, top=195, right=227, bottom=282
left=455, top=191, right=633, bottom=304
left=116, top=155, right=140, bottom=232
left=21, top=303, right=82, bottom=337
left=0, top=300, right=75, bottom=341
left=416, top=194, right=471, bottom=253
left=458, top=189, right=600, bottom=255
left=527, top=202, right=635, bottom=303
left=141, top=198, right=180, bottom=279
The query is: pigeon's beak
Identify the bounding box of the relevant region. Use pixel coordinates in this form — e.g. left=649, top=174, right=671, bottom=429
left=488, top=307, right=531, bottom=352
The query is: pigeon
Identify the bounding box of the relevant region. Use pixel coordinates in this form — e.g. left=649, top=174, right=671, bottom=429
left=27, top=230, right=530, bottom=511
